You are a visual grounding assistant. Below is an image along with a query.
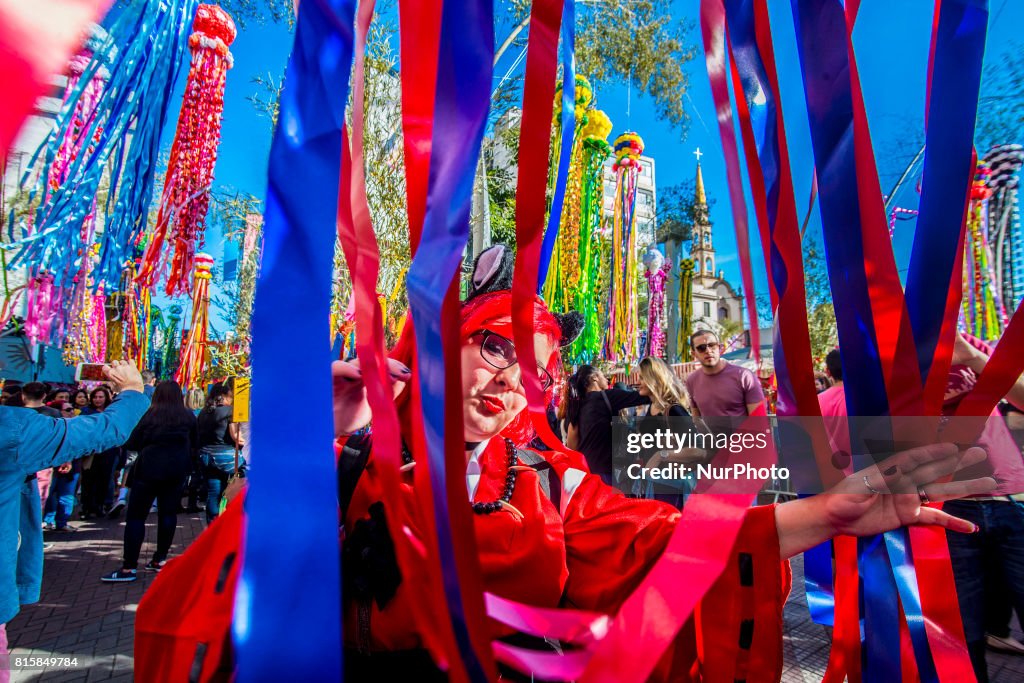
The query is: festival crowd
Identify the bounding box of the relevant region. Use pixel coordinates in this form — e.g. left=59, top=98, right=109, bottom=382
left=0, top=250, right=1021, bottom=681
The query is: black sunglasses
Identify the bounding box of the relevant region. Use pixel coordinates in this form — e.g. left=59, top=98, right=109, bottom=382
left=472, top=330, right=554, bottom=391
left=694, top=341, right=721, bottom=353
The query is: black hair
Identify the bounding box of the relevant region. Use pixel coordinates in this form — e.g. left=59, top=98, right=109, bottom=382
left=22, top=382, right=48, bottom=402
left=71, top=389, right=90, bottom=406
left=825, top=348, right=842, bottom=382
left=136, top=381, right=196, bottom=431
left=566, top=365, right=601, bottom=427
left=200, top=383, right=232, bottom=417
left=690, top=329, right=719, bottom=348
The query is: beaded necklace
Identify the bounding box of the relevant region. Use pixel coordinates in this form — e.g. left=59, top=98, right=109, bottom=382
left=400, top=439, right=519, bottom=515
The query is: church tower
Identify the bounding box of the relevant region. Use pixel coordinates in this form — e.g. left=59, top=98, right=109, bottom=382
left=689, top=151, right=715, bottom=284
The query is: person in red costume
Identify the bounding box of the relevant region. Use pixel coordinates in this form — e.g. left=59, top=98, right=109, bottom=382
left=333, top=245, right=995, bottom=682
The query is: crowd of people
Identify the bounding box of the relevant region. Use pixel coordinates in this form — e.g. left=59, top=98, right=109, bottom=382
left=0, top=371, right=246, bottom=591
left=0, top=261, right=1021, bottom=681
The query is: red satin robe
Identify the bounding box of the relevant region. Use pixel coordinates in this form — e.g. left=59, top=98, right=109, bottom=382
left=342, top=437, right=792, bottom=682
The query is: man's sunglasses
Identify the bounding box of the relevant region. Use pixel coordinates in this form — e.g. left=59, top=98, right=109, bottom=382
left=472, top=330, right=554, bottom=391
left=694, top=341, right=721, bottom=353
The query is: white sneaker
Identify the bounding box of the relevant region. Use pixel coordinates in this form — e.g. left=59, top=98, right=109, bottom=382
left=986, top=633, right=1024, bottom=655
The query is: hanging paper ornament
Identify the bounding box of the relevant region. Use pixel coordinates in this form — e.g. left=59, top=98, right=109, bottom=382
left=565, top=109, right=613, bottom=364
left=24, top=273, right=62, bottom=348
left=176, top=254, right=214, bottom=389
left=984, top=143, right=1024, bottom=312
left=552, top=74, right=594, bottom=122
left=604, top=130, right=645, bottom=362
left=162, top=305, right=184, bottom=379
left=678, top=258, right=695, bottom=362
left=962, top=159, right=1005, bottom=341
left=137, top=4, right=237, bottom=296
left=105, top=292, right=125, bottom=362
left=17, top=26, right=110, bottom=353
left=643, top=247, right=670, bottom=358
left=11, top=0, right=199, bottom=291
left=542, top=75, right=594, bottom=303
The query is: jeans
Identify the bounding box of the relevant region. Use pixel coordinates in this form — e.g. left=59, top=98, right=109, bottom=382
left=945, top=499, right=1024, bottom=683
left=123, top=477, right=186, bottom=570
left=42, top=473, right=80, bottom=528
left=205, top=471, right=229, bottom=525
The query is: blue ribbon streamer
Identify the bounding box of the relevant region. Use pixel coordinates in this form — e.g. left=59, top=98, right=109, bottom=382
left=790, top=2, right=934, bottom=680
left=904, top=0, right=988, bottom=385
left=537, top=0, right=576, bottom=293
left=236, top=1, right=355, bottom=680
left=405, top=0, right=494, bottom=679
left=724, top=0, right=837, bottom=623
left=11, top=0, right=196, bottom=291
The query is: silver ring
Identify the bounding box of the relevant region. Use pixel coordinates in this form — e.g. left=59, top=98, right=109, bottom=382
left=863, top=475, right=881, bottom=495
left=918, top=486, right=930, bottom=505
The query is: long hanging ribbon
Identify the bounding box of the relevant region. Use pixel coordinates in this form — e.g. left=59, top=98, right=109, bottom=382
left=711, top=0, right=848, bottom=642
left=0, top=0, right=113, bottom=156
left=905, top=0, right=988, bottom=407
left=698, top=0, right=763, bottom=364
left=236, top=0, right=355, bottom=679
left=510, top=0, right=569, bottom=453
left=404, top=0, right=497, bottom=678
left=537, top=0, right=576, bottom=292
left=789, top=3, right=906, bottom=681
left=722, top=0, right=816, bottom=418
left=789, top=2, right=979, bottom=680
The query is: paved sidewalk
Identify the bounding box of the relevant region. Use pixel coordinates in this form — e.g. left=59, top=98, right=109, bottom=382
left=7, top=510, right=208, bottom=682
left=7, top=514, right=1024, bottom=681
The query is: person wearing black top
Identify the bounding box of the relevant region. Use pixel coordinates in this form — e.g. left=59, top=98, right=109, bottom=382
left=565, top=365, right=650, bottom=484
left=197, top=383, right=244, bottom=524
left=101, top=381, right=198, bottom=583
left=79, top=387, right=121, bottom=519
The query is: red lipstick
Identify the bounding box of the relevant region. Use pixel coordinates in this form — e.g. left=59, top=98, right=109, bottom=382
left=479, top=395, right=505, bottom=414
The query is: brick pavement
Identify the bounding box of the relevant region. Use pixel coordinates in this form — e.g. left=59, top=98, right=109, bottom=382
left=7, top=510, right=208, bottom=682
left=6, top=514, right=1024, bottom=681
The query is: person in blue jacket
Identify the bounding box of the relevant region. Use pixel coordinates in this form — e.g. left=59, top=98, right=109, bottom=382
left=0, top=360, right=149, bottom=670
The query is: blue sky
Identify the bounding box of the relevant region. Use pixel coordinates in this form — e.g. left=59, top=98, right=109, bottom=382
left=151, top=1, right=1022, bottom=326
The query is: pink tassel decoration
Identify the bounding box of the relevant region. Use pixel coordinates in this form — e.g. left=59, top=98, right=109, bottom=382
left=643, top=247, right=670, bottom=359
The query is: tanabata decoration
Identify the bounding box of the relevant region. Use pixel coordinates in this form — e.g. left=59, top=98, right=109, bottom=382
left=161, top=304, right=185, bottom=379
left=985, top=143, right=1024, bottom=313
left=566, top=108, right=612, bottom=364
left=642, top=246, right=669, bottom=358
left=963, top=159, right=1005, bottom=340
left=175, top=254, right=214, bottom=389
left=603, top=130, right=644, bottom=361
left=21, top=25, right=110, bottom=352
left=11, top=0, right=199, bottom=291
left=24, top=273, right=62, bottom=349
left=678, top=257, right=694, bottom=361
left=542, top=75, right=594, bottom=311
left=137, top=4, right=237, bottom=296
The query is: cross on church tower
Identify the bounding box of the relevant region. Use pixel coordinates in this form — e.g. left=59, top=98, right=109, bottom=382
left=690, top=149, right=713, bottom=278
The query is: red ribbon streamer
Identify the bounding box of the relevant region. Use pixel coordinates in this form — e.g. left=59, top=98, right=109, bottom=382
left=698, top=0, right=767, bottom=360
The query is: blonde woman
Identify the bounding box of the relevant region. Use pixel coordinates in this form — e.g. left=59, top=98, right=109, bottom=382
left=637, top=357, right=691, bottom=417
left=185, top=387, right=206, bottom=415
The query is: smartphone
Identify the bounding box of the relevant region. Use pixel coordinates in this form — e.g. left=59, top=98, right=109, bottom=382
left=75, top=362, right=107, bottom=382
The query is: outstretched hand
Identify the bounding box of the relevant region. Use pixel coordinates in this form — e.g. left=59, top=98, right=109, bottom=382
left=776, top=443, right=995, bottom=558
left=331, top=357, right=412, bottom=438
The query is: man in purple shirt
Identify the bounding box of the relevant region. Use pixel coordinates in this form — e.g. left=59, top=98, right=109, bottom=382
left=684, top=330, right=765, bottom=417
